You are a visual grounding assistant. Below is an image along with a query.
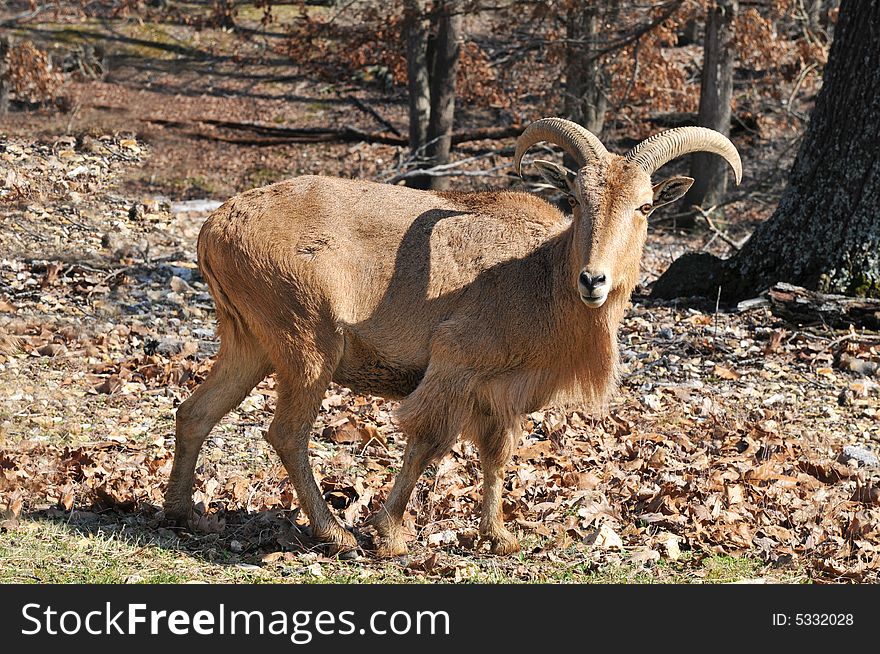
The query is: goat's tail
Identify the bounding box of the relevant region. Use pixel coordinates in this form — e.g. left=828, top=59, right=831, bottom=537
left=196, top=214, right=253, bottom=344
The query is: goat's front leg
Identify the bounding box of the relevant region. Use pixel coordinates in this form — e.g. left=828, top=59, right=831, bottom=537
left=370, top=429, right=456, bottom=558
left=472, top=419, right=519, bottom=555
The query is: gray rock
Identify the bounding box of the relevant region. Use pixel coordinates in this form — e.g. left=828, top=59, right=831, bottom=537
left=839, top=445, right=878, bottom=467
left=164, top=265, right=195, bottom=282
left=170, top=199, right=223, bottom=214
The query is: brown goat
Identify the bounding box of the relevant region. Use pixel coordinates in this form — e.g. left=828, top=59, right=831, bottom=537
left=164, top=118, right=742, bottom=557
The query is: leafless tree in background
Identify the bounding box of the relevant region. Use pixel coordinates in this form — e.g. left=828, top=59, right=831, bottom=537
left=403, top=0, right=462, bottom=190
left=683, top=0, right=737, bottom=224
left=563, top=1, right=614, bottom=136
left=0, top=35, right=11, bottom=116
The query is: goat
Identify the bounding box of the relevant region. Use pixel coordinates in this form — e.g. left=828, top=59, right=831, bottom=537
left=164, top=118, right=741, bottom=557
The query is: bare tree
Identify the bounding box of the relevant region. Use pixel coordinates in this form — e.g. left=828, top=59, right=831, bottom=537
left=403, top=0, right=430, bottom=157
left=0, top=35, right=11, bottom=116
left=683, top=0, right=738, bottom=222
left=564, top=1, right=610, bottom=136
left=404, top=0, right=463, bottom=190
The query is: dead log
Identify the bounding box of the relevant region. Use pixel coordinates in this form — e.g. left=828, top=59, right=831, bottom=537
left=768, top=283, right=880, bottom=330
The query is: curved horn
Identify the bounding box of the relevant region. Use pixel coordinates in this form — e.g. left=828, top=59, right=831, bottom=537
left=625, top=127, right=742, bottom=184
left=514, top=117, right=609, bottom=177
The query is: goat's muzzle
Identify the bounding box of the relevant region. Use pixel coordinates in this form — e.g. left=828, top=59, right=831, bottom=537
left=578, top=270, right=610, bottom=308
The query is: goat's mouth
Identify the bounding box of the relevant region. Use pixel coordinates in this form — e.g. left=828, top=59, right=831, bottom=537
left=579, top=292, right=608, bottom=308
left=577, top=279, right=610, bottom=308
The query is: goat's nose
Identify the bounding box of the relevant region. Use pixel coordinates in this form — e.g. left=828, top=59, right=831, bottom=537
left=579, top=271, right=607, bottom=290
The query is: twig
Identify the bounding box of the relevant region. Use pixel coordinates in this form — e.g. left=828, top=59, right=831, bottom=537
left=0, top=5, right=51, bottom=27
left=693, top=205, right=748, bottom=251
left=386, top=163, right=511, bottom=183
left=808, top=331, right=858, bottom=364
left=382, top=150, right=506, bottom=184
left=346, top=96, right=402, bottom=137
left=786, top=62, right=818, bottom=121
left=549, top=0, right=684, bottom=63
left=614, top=36, right=641, bottom=112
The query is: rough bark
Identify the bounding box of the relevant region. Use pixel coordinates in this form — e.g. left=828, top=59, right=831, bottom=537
left=404, top=0, right=462, bottom=190
left=682, top=0, right=737, bottom=221
left=653, top=0, right=880, bottom=302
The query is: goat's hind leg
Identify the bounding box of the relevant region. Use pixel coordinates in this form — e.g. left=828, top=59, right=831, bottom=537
left=369, top=428, right=456, bottom=558
left=267, top=368, right=358, bottom=557
left=165, top=331, right=271, bottom=526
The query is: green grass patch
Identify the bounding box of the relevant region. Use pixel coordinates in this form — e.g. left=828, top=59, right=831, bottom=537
left=0, top=517, right=803, bottom=585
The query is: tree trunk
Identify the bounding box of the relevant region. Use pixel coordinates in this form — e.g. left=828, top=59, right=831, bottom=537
left=424, top=0, right=462, bottom=191
left=0, top=35, right=12, bottom=116
left=403, top=0, right=430, bottom=159
left=403, top=0, right=461, bottom=190
left=652, top=0, right=880, bottom=302
left=679, top=18, right=701, bottom=46
left=682, top=0, right=737, bottom=223
left=564, top=2, right=607, bottom=136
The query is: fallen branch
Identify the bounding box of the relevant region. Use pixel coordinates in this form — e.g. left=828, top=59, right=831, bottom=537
left=0, top=4, right=52, bottom=27
left=146, top=118, right=405, bottom=145
left=450, top=126, right=522, bottom=144
left=383, top=150, right=509, bottom=184
left=768, top=283, right=880, bottom=330
left=346, top=96, right=402, bottom=137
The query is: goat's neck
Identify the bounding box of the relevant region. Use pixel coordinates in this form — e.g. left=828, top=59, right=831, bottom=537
left=542, top=222, right=631, bottom=409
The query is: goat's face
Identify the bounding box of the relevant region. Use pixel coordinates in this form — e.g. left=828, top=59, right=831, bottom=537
left=516, top=118, right=741, bottom=309
left=534, top=157, right=694, bottom=308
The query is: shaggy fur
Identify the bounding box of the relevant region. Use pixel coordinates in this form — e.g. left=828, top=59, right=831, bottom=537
left=164, top=154, right=681, bottom=557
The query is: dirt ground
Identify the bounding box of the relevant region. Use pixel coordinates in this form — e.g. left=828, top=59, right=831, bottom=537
left=1, top=6, right=878, bottom=583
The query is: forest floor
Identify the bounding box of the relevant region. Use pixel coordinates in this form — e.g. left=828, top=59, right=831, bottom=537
left=1, top=5, right=879, bottom=584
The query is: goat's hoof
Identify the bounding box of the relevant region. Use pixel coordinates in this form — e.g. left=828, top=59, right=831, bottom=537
left=483, top=529, right=520, bottom=556
left=368, top=515, right=408, bottom=558
left=375, top=535, right=408, bottom=558
left=162, top=506, right=192, bottom=529
left=319, top=528, right=359, bottom=558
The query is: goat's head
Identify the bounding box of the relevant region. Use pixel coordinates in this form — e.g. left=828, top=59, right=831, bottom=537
left=514, top=118, right=742, bottom=308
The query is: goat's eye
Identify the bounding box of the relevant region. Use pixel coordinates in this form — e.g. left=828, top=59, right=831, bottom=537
left=567, top=196, right=577, bottom=207
left=639, top=203, right=653, bottom=215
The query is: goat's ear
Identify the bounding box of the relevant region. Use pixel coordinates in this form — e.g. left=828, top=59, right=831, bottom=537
left=532, top=160, right=577, bottom=196
left=652, top=176, right=694, bottom=208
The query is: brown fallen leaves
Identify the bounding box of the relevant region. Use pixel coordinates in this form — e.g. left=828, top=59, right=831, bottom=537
left=1, top=389, right=878, bottom=581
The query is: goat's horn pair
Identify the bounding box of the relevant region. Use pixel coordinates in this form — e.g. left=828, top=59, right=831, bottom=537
left=514, top=118, right=742, bottom=185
